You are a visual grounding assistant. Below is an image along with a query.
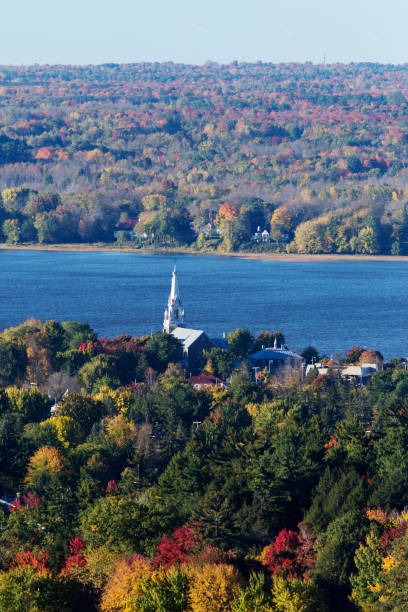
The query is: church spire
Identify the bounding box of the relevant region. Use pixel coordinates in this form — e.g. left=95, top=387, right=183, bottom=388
left=163, top=265, right=185, bottom=333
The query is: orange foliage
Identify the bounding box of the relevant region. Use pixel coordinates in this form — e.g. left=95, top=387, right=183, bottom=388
left=100, top=554, right=152, bottom=612
left=271, top=203, right=292, bottom=230
left=35, top=147, right=52, bottom=160
left=11, top=550, right=49, bottom=573
left=216, top=203, right=239, bottom=223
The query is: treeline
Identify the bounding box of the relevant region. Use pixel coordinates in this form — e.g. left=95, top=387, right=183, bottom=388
left=2, top=63, right=408, bottom=251
left=0, top=319, right=407, bottom=608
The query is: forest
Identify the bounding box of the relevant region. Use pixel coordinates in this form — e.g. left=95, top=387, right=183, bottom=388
left=2, top=63, right=408, bottom=253
left=0, top=318, right=407, bottom=610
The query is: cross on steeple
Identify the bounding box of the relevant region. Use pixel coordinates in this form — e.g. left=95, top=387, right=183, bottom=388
left=163, top=265, right=185, bottom=333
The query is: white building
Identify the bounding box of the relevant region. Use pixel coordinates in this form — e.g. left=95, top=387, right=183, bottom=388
left=163, top=265, right=185, bottom=333
left=163, top=265, right=213, bottom=371
left=306, top=362, right=380, bottom=384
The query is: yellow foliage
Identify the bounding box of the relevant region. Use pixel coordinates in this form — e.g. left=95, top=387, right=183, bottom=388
left=87, top=148, right=103, bottom=161
left=203, top=359, right=215, bottom=375
left=25, top=446, right=65, bottom=486
left=187, top=563, right=243, bottom=612
left=392, top=189, right=403, bottom=201
left=100, top=556, right=152, bottom=612
left=382, top=555, right=399, bottom=572
left=41, top=415, right=79, bottom=448
left=271, top=204, right=292, bottom=230
left=26, top=345, right=52, bottom=384
left=272, top=576, right=320, bottom=612
left=141, top=193, right=167, bottom=211
left=94, top=387, right=132, bottom=414
left=83, top=546, right=122, bottom=592
left=207, top=386, right=227, bottom=408
left=94, top=385, right=118, bottom=403
left=105, top=415, right=138, bottom=448
left=245, top=402, right=260, bottom=418
left=115, top=391, right=133, bottom=414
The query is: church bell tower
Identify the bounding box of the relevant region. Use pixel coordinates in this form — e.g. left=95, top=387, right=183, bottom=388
left=163, top=265, right=185, bottom=333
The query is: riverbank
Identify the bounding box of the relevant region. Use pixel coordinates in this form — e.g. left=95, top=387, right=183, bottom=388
left=1, top=242, right=408, bottom=262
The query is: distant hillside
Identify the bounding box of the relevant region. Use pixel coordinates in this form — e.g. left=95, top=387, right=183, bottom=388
left=1, top=62, right=408, bottom=253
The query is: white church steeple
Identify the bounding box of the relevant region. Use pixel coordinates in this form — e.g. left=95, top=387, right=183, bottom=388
left=163, top=265, right=185, bottom=333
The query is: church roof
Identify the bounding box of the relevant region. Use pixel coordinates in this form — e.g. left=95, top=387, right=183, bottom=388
left=171, top=327, right=205, bottom=349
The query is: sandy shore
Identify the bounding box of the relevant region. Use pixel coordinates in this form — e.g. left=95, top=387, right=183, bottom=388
left=0, top=243, right=408, bottom=262
left=239, top=253, right=408, bottom=262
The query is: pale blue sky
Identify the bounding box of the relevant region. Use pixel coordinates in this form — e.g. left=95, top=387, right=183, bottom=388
left=1, top=0, right=407, bottom=65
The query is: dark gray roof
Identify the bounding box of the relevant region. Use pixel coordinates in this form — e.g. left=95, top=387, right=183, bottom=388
left=210, top=337, right=229, bottom=350
left=248, top=347, right=303, bottom=361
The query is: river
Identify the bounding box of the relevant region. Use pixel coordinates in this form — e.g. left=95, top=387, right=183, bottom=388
left=0, top=250, right=407, bottom=359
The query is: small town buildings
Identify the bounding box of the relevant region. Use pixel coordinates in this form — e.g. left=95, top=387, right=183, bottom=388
left=252, top=226, right=271, bottom=243
left=248, top=340, right=304, bottom=377
left=113, top=218, right=139, bottom=241
left=188, top=373, right=227, bottom=390
left=305, top=362, right=380, bottom=384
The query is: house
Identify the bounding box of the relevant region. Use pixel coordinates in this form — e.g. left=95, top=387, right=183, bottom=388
left=305, top=362, right=380, bottom=385
left=188, top=374, right=227, bottom=390
left=248, top=342, right=304, bottom=377
left=252, top=226, right=271, bottom=243
left=113, top=218, right=139, bottom=241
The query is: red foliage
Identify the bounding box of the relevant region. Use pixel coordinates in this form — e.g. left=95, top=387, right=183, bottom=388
left=153, top=524, right=202, bottom=568
left=380, top=522, right=408, bottom=552
left=106, top=479, right=118, bottom=495
left=11, top=550, right=49, bottom=572
left=9, top=492, right=44, bottom=512
left=312, top=373, right=329, bottom=387
left=263, top=525, right=316, bottom=579
left=78, top=335, right=145, bottom=356
left=69, top=536, right=86, bottom=555
left=60, top=537, right=87, bottom=576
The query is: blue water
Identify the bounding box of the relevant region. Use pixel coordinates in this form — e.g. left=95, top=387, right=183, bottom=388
left=0, top=250, right=407, bottom=359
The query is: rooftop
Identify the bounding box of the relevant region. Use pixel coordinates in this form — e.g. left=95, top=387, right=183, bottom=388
left=171, top=327, right=205, bottom=349
left=248, top=347, right=303, bottom=361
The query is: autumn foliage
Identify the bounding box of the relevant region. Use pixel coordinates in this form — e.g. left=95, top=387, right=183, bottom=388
left=153, top=524, right=202, bottom=568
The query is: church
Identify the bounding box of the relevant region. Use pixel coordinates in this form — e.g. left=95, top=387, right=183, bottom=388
left=163, top=265, right=213, bottom=372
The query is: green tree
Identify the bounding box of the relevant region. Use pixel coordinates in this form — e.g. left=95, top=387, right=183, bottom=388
left=315, top=511, right=366, bottom=587
left=34, top=212, right=61, bottom=243
left=135, top=566, right=189, bottom=612
left=78, top=355, right=120, bottom=393
left=2, top=219, right=20, bottom=244
left=81, top=496, right=168, bottom=555
left=0, top=567, right=94, bottom=612
left=301, top=346, right=319, bottom=364
left=350, top=530, right=383, bottom=609
left=228, top=329, right=254, bottom=360
left=0, top=342, right=27, bottom=384
left=254, top=330, right=285, bottom=351
left=145, top=332, right=181, bottom=372
left=57, top=393, right=106, bottom=436
left=61, top=321, right=97, bottom=350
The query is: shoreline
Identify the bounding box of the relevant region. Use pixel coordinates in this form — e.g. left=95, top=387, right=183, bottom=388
left=1, top=243, right=408, bottom=262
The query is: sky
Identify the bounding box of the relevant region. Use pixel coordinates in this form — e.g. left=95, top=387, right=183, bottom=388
left=1, top=0, right=408, bottom=66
